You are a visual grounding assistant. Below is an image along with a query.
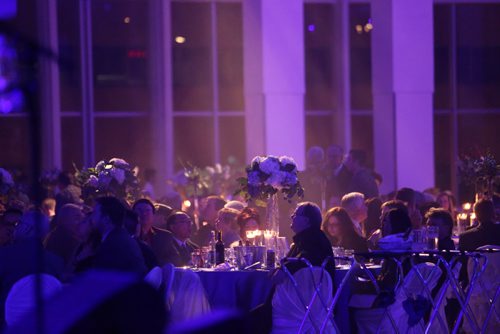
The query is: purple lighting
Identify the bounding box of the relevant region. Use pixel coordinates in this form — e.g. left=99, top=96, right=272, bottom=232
left=307, top=24, right=315, bottom=32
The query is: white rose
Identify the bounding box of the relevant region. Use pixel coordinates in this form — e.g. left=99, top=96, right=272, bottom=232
left=110, top=167, right=126, bottom=184
left=250, top=156, right=265, bottom=166
left=87, top=175, right=99, bottom=187
left=266, top=171, right=286, bottom=189
left=109, top=158, right=129, bottom=169
left=260, top=156, right=280, bottom=175
left=279, top=156, right=297, bottom=172
left=95, top=160, right=106, bottom=172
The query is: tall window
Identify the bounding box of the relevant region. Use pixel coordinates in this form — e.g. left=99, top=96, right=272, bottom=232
left=171, top=1, right=245, bottom=170
left=434, top=3, right=500, bottom=199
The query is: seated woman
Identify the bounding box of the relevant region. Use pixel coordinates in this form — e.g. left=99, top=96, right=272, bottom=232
left=322, top=207, right=369, bottom=253
left=232, top=207, right=262, bottom=247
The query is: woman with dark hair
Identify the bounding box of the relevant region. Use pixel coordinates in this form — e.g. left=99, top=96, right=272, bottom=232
left=381, top=207, right=412, bottom=237
left=322, top=207, right=368, bottom=252
left=234, top=207, right=261, bottom=246
left=436, top=191, right=457, bottom=219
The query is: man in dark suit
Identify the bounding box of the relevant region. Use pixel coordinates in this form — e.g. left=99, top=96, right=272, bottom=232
left=92, top=197, right=146, bottom=276
left=459, top=199, right=500, bottom=251
left=165, top=212, right=199, bottom=267
left=133, top=198, right=175, bottom=266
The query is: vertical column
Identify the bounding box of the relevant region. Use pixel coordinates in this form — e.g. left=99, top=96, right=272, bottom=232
left=37, top=0, right=61, bottom=169
left=372, top=0, right=435, bottom=193
left=243, top=0, right=305, bottom=168
left=149, top=0, right=173, bottom=198
left=333, top=0, right=351, bottom=151
left=79, top=0, right=94, bottom=167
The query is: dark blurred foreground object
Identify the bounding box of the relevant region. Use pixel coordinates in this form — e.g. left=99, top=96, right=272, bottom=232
left=6, top=270, right=167, bottom=334
left=168, top=310, right=250, bottom=334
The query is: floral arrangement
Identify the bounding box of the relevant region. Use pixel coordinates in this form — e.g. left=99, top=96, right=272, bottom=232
left=235, top=155, right=304, bottom=206
left=169, top=158, right=245, bottom=200
left=75, top=158, right=140, bottom=203
left=0, top=168, right=14, bottom=196
left=458, top=151, right=499, bottom=197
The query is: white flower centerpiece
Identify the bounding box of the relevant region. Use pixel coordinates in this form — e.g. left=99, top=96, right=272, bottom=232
left=235, top=155, right=304, bottom=234
left=75, top=158, right=140, bottom=204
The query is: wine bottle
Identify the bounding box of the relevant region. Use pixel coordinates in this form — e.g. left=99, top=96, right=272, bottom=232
left=215, top=231, right=225, bottom=265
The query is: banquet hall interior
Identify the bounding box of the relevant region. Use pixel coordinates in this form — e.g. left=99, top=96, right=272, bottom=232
left=0, top=0, right=499, bottom=333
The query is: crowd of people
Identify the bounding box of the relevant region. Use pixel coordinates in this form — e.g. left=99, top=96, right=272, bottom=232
left=0, top=146, right=499, bottom=332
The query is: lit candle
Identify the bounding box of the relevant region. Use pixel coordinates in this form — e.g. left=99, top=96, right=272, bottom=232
left=470, top=213, right=476, bottom=227
left=462, top=203, right=472, bottom=211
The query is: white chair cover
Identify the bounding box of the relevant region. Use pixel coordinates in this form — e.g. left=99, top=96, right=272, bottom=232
left=5, top=274, right=62, bottom=326
left=144, top=266, right=163, bottom=290
left=464, top=245, right=500, bottom=334
left=355, top=262, right=442, bottom=334
left=165, top=268, right=211, bottom=323
left=272, top=266, right=335, bottom=334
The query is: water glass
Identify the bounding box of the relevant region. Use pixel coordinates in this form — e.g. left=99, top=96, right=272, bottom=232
left=191, top=250, right=203, bottom=268
left=426, top=226, right=439, bottom=250
left=411, top=229, right=427, bottom=251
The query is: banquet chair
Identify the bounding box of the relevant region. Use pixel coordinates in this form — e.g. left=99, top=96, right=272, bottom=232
left=4, top=273, right=62, bottom=326
left=144, top=266, right=163, bottom=290
left=272, top=258, right=335, bottom=334
left=354, top=261, right=442, bottom=334
left=163, top=266, right=211, bottom=323
left=424, top=255, right=462, bottom=334
left=463, top=246, right=500, bottom=334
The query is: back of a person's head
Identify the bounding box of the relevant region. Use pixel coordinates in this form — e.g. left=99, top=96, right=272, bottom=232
left=474, top=199, right=495, bottom=224
left=14, top=210, right=50, bottom=241
left=297, top=202, right=322, bottom=229
left=365, top=197, right=382, bottom=233
left=224, top=201, right=246, bottom=213
left=57, top=172, right=72, bottom=187
left=166, top=211, right=191, bottom=230
left=96, top=197, right=125, bottom=227
left=154, top=203, right=173, bottom=219
left=386, top=208, right=411, bottom=235
left=237, top=207, right=260, bottom=228
left=57, top=203, right=82, bottom=227
left=381, top=199, right=408, bottom=214
left=206, top=196, right=227, bottom=211
left=341, top=192, right=364, bottom=212
left=395, top=187, right=415, bottom=206
left=349, top=149, right=367, bottom=166
left=217, top=207, right=239, bottom=223
left=124, top=210, right=139, bottom=235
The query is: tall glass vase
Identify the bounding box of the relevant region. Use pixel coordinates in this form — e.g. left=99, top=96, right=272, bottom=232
left=266, top=194, right=280, bottom=236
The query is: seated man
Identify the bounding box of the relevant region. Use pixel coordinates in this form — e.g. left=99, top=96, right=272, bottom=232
left=165, top=212, right=199, bottom=267
left=459, top=199, right=500, bottom=251
left=425, top=208, right=455, bottom=250
left=91, top=197, right=146, bottom=276
left=285, top=202, right=334, bottom=275
left=341, top=192, right=368, bottom=237
left=133, top=198, right=173, bottom=266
